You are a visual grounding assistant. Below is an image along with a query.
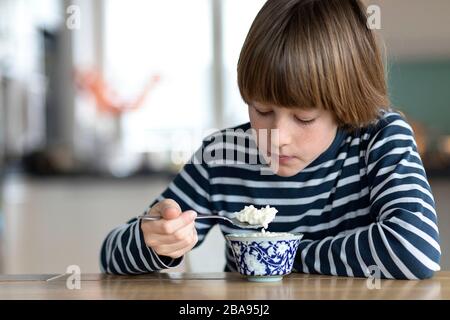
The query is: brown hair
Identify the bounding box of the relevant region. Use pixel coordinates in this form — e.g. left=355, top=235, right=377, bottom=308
left=237, top=0, right=390, bottom=129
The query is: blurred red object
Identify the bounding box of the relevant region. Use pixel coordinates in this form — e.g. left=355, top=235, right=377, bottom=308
left=74, top=68, right=160, bottom=116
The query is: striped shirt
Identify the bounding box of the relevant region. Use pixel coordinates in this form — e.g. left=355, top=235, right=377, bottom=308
left=100, top=110, right=441, bottom=279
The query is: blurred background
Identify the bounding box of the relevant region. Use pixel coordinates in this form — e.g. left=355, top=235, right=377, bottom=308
left=0, top=0, right=449, bottom=274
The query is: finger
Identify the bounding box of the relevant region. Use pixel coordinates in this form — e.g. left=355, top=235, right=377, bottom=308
left=151, top=199, right=182, bottom=219
left=156, top=235, right=198, bottom=259
left=148, top=210, right=197, bottom=235
left=160, top=199, right=182, bottom=220
left=161, top=206, right=182, bottom=220
left=147, top=220, right=196, bottom=246
left=166, top=229, right=198, bottom=259
left=153, top=225, right=197, bottom=255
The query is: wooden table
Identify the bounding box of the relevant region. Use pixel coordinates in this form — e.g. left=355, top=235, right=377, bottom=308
left=0, top=272, right=449, bottom=300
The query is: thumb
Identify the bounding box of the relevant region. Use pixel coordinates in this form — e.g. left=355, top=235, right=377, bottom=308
left=161, top=205, right=182, bottom=220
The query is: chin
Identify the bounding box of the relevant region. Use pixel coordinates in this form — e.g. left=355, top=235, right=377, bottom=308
left=271, top=165, right=304, bottom=177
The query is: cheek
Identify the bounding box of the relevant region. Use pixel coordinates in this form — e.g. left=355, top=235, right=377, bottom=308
left=293, top=133, right=313, bottom=155
left=249, top=114, right=268, bottom=130
left=253, top=129, right=272, bottom=152
left=249, top=115, right=272, bottom=146
left=248, top=108, right=258, bottom=124
left=248, top=107, right=275, bottom=128
left=295, top=126, right=333, bottom=157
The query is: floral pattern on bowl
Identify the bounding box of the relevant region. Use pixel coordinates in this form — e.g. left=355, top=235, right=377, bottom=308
left=226, top=233, right=302, bottom=281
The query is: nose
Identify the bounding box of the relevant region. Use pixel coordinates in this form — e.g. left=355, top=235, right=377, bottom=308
left=271, top=116, right=292, bottom=150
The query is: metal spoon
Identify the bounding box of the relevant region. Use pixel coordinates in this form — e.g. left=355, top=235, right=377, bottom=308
left=137, top=211, right=263, bottom=229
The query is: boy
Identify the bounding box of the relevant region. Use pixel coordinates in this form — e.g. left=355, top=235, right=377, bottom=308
left=100, top=0, right=440, bottom=279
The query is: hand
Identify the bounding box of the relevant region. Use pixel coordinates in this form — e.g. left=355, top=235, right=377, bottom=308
left=140, top=199, right=198, bottom=259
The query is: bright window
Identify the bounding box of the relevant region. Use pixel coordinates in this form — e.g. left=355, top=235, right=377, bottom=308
left=104, top=0, right=213, bottom=155
left=222, top=0, right=266, bottom=128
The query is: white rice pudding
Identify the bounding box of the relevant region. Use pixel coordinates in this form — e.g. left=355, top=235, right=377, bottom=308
left=230, top=229, right=294, bottom=238
left=234, top=205, right=278, bottom=230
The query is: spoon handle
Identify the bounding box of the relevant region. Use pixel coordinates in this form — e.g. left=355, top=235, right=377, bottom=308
left=137, top=212, right=222, bottom=222
left=137, top=215, right=161, bottom=221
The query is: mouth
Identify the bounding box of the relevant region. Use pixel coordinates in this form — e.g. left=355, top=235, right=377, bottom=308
left=268, top=153, right=295, bottom=162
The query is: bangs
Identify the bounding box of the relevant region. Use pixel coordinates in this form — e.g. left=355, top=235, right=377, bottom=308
left=237, top=1, right=330, bottom=110
left=237, top=8, right=321, bottom=110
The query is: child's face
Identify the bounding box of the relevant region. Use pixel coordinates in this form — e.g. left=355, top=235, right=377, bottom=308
left=249, top=102, right=338, bottom=177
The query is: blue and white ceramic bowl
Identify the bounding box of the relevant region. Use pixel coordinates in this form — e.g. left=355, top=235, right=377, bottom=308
left=225, top=232, right=303, bottom=282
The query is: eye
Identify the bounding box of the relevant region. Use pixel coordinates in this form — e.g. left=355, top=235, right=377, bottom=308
left=294, top=116, right=315, bottom=126
left=255, top=108, right=273, bottom=116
